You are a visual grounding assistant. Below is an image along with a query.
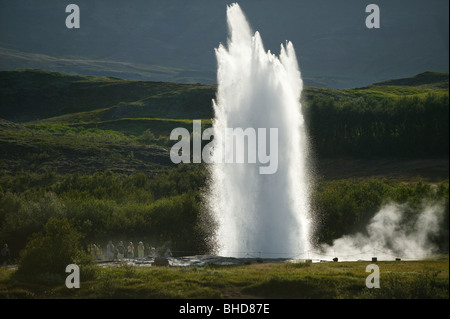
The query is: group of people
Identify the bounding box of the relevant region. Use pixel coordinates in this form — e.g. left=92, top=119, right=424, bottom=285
left=90, top=240, right=172, bottom=261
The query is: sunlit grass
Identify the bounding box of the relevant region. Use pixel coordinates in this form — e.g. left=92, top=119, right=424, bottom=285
left=1, top=260, right=448, bottom=299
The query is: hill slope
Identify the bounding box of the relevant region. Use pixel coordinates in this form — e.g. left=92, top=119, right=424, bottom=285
left=0, top=69, right=448, bottom=176
left=1, top=69, right=448, bottom=124
left=373, top=71, right=449, bottom=89
left=0, top=69, right=216, bottom=122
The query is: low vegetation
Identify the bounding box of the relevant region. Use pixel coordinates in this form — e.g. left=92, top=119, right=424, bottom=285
left=0, top=260, right=448, bottom=299
left=0, top=168, right=447, bottom=264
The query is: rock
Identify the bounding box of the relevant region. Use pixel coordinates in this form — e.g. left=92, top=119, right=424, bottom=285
left=153, top=256, right=169, bottom=266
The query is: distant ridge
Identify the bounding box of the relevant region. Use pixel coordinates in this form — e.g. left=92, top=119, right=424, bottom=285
left=373, top=71, right=449, bottom=89
left=0, top=69, right=216, bottom=122
left=1, top=69, right=448, bottom=123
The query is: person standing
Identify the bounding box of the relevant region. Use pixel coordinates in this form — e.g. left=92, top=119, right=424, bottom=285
left=91, top=244, right=99, bottom=260
left=116, top=241, right=125, bottom=260
left=106, top=241, right=115, bottom=261
left=127, top=242, right=134, bottom=259
left=137, top=242, right=145, bottom=259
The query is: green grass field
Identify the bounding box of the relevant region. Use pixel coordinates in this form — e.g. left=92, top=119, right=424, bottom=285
left=0, top=260, right=448, bottom=299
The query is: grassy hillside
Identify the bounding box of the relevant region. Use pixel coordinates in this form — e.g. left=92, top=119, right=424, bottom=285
left=372, top=71, right=449, bottom=89
left=303, top=72, right=448, bottom=102
left=0, top=47, right=215, bottom=85
left=0, top=69, right=448, bottom=174
left=2, top=69, right=448, bottom=124
left=0, top=118, right=173, bottom=175
left=0, top=69, right=216, bottom=122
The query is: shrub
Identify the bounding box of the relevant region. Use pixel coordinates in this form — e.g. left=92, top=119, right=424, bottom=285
left=139, top=129, right=156, bottom=144
left=15, top=218, right=92, bottom=282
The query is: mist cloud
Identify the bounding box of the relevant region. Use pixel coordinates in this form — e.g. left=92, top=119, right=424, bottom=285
left=315, top=201, right=445, bottom=261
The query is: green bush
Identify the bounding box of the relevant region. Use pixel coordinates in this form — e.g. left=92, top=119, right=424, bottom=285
left=1, top=168, right=447, bottom=263
left=139, top=129, right=156, bottom=145
left=15, top=218, right=92, bottom=282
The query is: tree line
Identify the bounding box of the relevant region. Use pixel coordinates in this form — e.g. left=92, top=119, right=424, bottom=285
left=302, top=92, right=449, bottom=158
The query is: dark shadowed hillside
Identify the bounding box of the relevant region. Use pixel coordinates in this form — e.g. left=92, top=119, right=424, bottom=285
left=0, top=69, right=216, bottom=122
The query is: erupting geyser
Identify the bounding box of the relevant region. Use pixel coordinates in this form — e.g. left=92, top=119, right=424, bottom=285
left=207, top=3, right=311, bottom=258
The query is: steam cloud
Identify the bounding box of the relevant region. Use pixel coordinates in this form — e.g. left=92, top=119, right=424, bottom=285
left=315, top=202, right=445, bottom=261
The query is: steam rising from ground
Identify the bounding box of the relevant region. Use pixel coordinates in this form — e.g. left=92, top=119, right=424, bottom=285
left=315, top=202, right=445, bottom=261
